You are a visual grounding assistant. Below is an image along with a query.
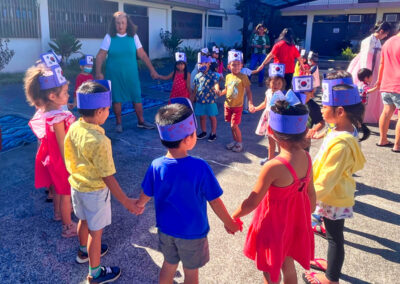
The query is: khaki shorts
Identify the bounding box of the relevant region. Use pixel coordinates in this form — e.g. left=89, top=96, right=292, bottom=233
left=158, top=230, right=210, bottom=269
left=71, top=187, right=111, bottom=231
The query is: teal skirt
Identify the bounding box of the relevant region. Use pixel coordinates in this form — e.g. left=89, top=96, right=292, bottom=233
left=194, top=103, right=218, bottom=116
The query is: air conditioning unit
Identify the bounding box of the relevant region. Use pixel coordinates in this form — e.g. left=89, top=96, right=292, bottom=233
left=349, top=15, right=362, bottom=23
left=385, top=14, right=398, bottom=23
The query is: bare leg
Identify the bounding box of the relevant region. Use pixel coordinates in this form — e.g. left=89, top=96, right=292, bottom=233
left=182, top=267, right=199, bottom=284
left=281, top=257, right=297, bottom=284
left=134, top=102, right=145, bottom=124
left=263, top=271, right=281, bottom=284
left=394, top=112, right=400, bottom=150
left=60, top=194, right=72, bottom=225
left=268, top=137, right=276, bottom=159
left=78, top=220, right=89, bottom=247
left=88, top=229, right=103, bottom=269
left=200, top=116, right=207, bottom=132
left=113, top=102, right=122, bottom=125
left=210, top=116, right=217, bottom=134
left=53, top=193, right=61, bottom=218
left=231, top=124, right=242, bottom=143
left=159, top=261, right=179, bottom=284
left=378, top=104, right=395, bottom=145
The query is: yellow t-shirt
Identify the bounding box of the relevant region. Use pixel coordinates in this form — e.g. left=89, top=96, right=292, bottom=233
left=64, top=118, right=116, bottom=192
left=224, top=73, right=250, bottom=107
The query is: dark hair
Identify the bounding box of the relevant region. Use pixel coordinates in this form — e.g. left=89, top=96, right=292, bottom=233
left=108, top=11, right=137, bottom=37
left=270, top=100, right=308, bottom=142
left=24, top=63, right=64, bottom=108
left=173, top=61, right=188, bottom=80
left=371, top=21, right=391, bottom=34
left=266, top=76, right=286, bottom=90
left=77, top=81, right=108, bottom=117
left=155, top=103, right=194, bottom=149
left=277, top=28, right=295, bottom=46
left=357, top=68, right=373, bottom=82
left=327, top=70, right=370, bottom=141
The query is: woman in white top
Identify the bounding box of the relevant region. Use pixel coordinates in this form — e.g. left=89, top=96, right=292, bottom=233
left=95, top=11, right=160, bottom=132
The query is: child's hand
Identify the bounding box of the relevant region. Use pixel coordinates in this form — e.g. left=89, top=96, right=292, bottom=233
left=224, top=218, right=242, bottom=234
left=249, top=104, right=255, bottom=113
left=67, top=102, right=76, bottom=110
left=125, top=198, right=144, bottom=215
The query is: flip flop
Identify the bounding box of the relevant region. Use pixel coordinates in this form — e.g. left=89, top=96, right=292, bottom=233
left=376, top=142, right=394, bottom=147
left=310, top=258, right=327, bottom=272
left=391, top=149, right=400, bottom=153
left=312, top=223, right=327, bottom=239
left=302, top=272, right=322, bottom=284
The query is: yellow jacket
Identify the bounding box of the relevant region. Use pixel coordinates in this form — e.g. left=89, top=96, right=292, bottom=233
left=313, top=133, right=366, bottom=207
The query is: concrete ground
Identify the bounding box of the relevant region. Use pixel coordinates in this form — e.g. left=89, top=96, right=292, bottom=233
left=0, top=76, right=399, bottom=284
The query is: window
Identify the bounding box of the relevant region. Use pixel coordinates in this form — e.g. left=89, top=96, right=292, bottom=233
left=384, top=14, right=398, bottom=23
left=124, top=4, right=147, bottom=17
left=348, top=15, right=362, bottom=23
left=48, top=0, right=118, bottom=38
left=172, top=11, right=202, bottom=39
left=207, top=15, right=223, bottom=28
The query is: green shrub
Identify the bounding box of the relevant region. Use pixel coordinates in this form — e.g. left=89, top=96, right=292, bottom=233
left=0, top=38, right=15, bottom=71
left=49, top=33, right=82, bottom=63
left=181, top=46, right=199, bottom=64
left=159, top=29, right=183, bottom=57
left=341, top=47, right=356, bottom=61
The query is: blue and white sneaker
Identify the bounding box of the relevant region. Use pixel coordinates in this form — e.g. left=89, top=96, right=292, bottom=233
left=87, top=266, right=121, bottom=284
left=76, top=244, right=109, bottom=264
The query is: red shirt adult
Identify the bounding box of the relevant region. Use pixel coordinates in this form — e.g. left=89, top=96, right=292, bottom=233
left=380, top=35, right=400, bottom=94
left=271, top=40, right=300, bottom=74
left=74, top=73, right=94, bottom=97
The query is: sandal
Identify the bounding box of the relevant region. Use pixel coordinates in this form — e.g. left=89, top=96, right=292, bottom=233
left=53, top=212, right=62, bottom=221
left=312, top=222, right=327, bottom=239
left=302, top=272, right=322, bottom=284
left=310, top=258, right=327, bottom=272
left=376, top=142, right=394, bottom=147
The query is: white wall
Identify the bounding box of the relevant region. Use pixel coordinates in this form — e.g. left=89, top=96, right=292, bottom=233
left=2, top=39, right=42, bottom=73
left=207, top=14, right=242, bottom=47
left=148, top=7, right=168, bottom=58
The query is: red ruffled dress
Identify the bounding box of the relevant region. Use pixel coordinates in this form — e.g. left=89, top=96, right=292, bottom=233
left=244, top=154, right=314, bottom=282
left=29, top=109, right=75, bottom=195
left=170, top=72, right=190, bottom=99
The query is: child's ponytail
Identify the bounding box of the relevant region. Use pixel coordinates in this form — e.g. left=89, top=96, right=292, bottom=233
left=342, top=103, right=371, bottom=141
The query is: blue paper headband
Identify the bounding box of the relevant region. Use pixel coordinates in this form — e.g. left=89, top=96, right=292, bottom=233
left=76, top=80, right=112, bottom=109
left=40, top=51, right=61, bottom=68
left=79, top=55, right=94, bottom=66
left=321, top=77, right=361, bottom=106
left=269, top=63, right=285, bottom=78
left=269, top=89, right=308, bottom=134
left=292, top=75, right=313, bottom=93
left=198, top=53, right=211, bottom=63
left=39, top=65, right=68, bottom=90
left=157, top=98, right=197, bottom=142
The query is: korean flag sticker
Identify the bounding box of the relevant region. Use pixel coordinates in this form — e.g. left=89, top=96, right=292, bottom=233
left=41, top=52, right=59, bottom=68
left=322, top=82, right=330, bottom=102
left=294, top=76, right=312, bottom=92
left=87, top=56, right=94, bottom=65
left=54, top=66, right=66, bottom=85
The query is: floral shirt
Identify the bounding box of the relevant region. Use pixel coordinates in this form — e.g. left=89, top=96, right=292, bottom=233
left=193, top=71, right=219, bottom=104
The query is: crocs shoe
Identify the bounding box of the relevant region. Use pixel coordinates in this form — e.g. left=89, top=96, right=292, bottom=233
left=76, top=244, right=109, bottom=264
left=137, top=121, right=155, bottom=129
left=62, top=222, right=78, bottom=238
left=232, top=143, right=243, bottom=152
left=226, top=141, right=236, bottom=150
left=87, top=266, right=121, bottom=284
left=115, top=124, right=123, bottom=133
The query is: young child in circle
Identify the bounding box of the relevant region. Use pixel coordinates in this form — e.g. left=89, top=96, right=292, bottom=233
left=253, top=74, right=286, bottom=164
left=308, top=51, right=321, bottom=93
left=69, top=55, right=94, bottom=110
left=220, top=50, right=254, bottom=152
left=357, top=68, right=376, bottom=104
left=25, top=62, right=77, bottom=238
left=192, top=52, right=220, bottom=142
left=294, top=49, right=310, bottom=76
left=303, top=70, right=369, bottom=284
left=158, top=52, right=191, bottom=100
left=210, top=46, right=225, bottom=78
left=134, top=98, right=241, bottom=284
left=64, top=81, right=139, bottom=283
left=233, top=97, right=316, bottom=284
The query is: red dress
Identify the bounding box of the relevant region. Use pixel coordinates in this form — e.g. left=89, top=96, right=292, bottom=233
left=244, top=154, right=314, bottom=282
left=170, top=72, right=190, bottom=99
left=29, top=109, right=75, bottom=195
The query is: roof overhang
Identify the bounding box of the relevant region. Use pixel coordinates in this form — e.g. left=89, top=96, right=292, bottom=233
left=260, top=0, right=317, bottom=10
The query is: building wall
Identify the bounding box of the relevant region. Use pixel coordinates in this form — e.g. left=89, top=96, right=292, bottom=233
left=3, top=39, right=42, bottom=73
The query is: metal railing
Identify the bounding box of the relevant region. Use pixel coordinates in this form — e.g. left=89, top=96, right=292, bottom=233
left=168, top=0, right=220, bottom=9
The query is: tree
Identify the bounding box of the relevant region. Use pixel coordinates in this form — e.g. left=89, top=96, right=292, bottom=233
left=235, top=0, right=279, bottom=59
left=48, top=33, right=82, bottom=64
left=0, top=39, right=15, bottom=71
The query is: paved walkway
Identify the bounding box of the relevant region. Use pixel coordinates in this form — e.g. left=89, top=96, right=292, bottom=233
left=0, top=76, right=399, bottom=283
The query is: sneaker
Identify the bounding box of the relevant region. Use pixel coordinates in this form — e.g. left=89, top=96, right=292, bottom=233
left=232, top=143, right=243, bottom=153
left=137, top=121, right=155, bottom=129
left=87, top=266, right=121, bottom=284
left=61, top=222, right=78, bottom=238
left=115, top=124, right=123, bottom=133
left=260, top=157, right=268, bottom=166
left=207, top=133, right=217, bottom=142
left=197, top=132, right=207, bottom=139
left=226, top=141, right=236, bottom=150
left=76, top=244, right=109, bottom=264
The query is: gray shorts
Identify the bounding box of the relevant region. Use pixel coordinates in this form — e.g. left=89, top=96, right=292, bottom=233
left=71, top=187, right=111, bottom=231
left=381, top=92, right=400, bottom=109
left=158, top=230, right=210, bottom=269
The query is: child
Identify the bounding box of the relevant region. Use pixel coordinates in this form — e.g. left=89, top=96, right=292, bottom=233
left=190, top=47, right=209, bottom=91
left=252, top=66, right=286, bottom=164
left=25, top=61, right=77, bottom=238
left=134, top=98, right=241, bottom=284
left=232, top=97, right=316, bottom=284
left=240, top=58, right=264, bottom=114
left=68, top=55, right=94, bottom=110
left=220, top=50, right=254, bottom=152
left=64, top=81, right=139, bottom=283
left=158, top=52, right=191, bottom=100
left=303, top=70, right=369, bottom=284
left=357, top=68, right=377, bottom=104
left=192, top=52, right=220, bottom=142
left=294, top=49, right=310, bottom=76
left=308, top=51, right=320, bottom=92
left=211, top=46, right=225, bottom=76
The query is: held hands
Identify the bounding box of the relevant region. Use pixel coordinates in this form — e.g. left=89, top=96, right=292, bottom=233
left=151, top=70, right=160, bottom=80
left=224, top=218, right=243, bottom=235
left=248, top=103, right=256, bottom=113
left=124, top=198, right=145, bottom=215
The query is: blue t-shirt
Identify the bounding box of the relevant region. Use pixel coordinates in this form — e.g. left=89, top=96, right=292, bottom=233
left=193, top=71, right=219, bottom=104
left=141, top=156, right=223, bottom=239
